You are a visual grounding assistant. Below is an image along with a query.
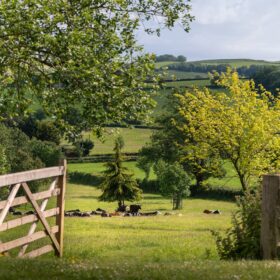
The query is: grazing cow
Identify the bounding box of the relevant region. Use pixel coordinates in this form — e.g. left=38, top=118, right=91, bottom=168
left=203, top=209, right=221, bottom=214
left=129, top=204, right=141, bottom=214
left=13, top=211, right=22, bottom=216
left=96, top=208, right=106, bottom=213
left=124, top=213, right=133, bottom=217
left=65, top=209, right=82, bottom=217
left=81, top=212, right=91, bottom=217
left=141, top=211, right=161, bottom=216
left=101, top=213, right=111, bottom=217
left=25, top=210, right=35, bottom=215
left=117, top=204, right=128, bottom=212
left=91, top=210, right=103, bottom=215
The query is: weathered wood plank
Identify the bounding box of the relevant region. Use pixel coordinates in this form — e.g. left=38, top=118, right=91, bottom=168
left=0, top=208, right=59, bottom=232
left=0, top=226, right=58, bottom=253
left=56, top=159, right=67, bottom=257
left=19, top=178, right=58, bottom=257
left=21, top=245, right=54, bottom=258
left=22, top=183, right=60, bottom=254
left=261, top=175, right=280, bottom=259
left=0, top=189, right=60, bottom=210
left=0, top=166, right=64, bottom=187
left=0, top=184, right=21, bottom=225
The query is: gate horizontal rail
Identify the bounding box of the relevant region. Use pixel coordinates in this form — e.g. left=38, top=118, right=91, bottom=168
left=0, top=160, right=67, bottom=258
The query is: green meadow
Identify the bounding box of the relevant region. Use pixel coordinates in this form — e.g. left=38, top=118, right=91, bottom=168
left=0, top=182, right=277, bottom=280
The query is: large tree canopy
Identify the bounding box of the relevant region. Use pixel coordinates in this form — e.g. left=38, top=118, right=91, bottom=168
left=176, top=70, right=280, bottom=191
left=0, top=0, right=193, bottom=136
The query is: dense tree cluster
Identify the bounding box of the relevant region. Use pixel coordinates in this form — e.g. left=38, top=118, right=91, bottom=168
left=251, top=66, right=280, bottom=94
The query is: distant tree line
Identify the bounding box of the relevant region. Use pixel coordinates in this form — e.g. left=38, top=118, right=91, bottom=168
left=251, top=66, right=280, bottom=94
left=166, top=63, right=269, bottom=78
left=156, top=54, right=187, bottom=62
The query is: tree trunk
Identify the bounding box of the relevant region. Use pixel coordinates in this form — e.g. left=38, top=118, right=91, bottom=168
left=232, top=160, right=248, bottom=192
left=195, top=174, right=204, bottom=189
left=239, top=175, right=248, bottom=192
left=173, top=193, right=182, bottom=210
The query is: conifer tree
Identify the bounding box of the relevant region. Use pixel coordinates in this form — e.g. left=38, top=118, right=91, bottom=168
left=99, top=137, right=142, bottom=207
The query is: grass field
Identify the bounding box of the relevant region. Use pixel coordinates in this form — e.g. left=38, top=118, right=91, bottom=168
left=0, top=181, right=239, bottom=279
left=68, top=160, right=242, bottom=190
left=68, top=161, right=157, bottom=180
left=78, top=128, right=154, bottom=155
left=0, top=182, right=278, bottom=280
left=162, top=70, right=209, bottom=79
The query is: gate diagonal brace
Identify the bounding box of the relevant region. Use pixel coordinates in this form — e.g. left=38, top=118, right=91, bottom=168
left=21, top=182, right=60, bottom=255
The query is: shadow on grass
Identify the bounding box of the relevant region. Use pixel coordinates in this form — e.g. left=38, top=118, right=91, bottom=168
left=68, top=172, right=102, bottom=187
left=75, top=196, right=100, bottom=200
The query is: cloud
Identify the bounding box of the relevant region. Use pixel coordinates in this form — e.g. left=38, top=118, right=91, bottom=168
left=137, top=0, right=280, bottom=61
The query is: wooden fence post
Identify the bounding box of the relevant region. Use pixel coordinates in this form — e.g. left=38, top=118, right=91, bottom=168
left=261, top=175, right=280, bottom=259
left=55, top=159, right=67, bottom=257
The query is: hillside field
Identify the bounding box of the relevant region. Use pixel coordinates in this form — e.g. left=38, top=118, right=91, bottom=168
left=73, top=127, right=154, bottom=155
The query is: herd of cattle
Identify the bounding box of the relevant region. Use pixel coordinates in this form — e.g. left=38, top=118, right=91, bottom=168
left=8, top=205, right=221, bottom=217
left=64, top=204, right=170, bottom=218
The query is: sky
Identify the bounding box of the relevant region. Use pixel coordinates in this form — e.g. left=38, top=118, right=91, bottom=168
left=137, top=0, right=280, bottom=61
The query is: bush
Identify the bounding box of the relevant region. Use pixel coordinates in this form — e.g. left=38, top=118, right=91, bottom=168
left=30, top=139, right=62, bottom=167
left=137, top=179, right=160, bottom=193
left=212, top=190, right=261, bottom=260
left=62, top=145, right=82, bottom=158
left=35, top=120, right=61, bottom=145
left=76, top=139, right=94, bottom=156
left=0, top=123, right=62, bottom=194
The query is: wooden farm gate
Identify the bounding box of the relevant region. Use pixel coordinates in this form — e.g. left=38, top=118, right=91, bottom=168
left=0, top=160, right=66, bottom=258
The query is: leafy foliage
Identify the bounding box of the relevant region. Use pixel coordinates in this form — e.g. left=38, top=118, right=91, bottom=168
left=252, top=66, right=280, bottom=95
left=154, top=160, right=191, bottom=209
left=76, top=139, right=94, bottom=157
left=0, top=0, right=193, bottom=135
left=176, top=69, right=280, bottom=190
left=30, top=139, right=62, bottom=167
left=212, top=190, right=261, bottom=260
left=0, top=145, right=9, bottom=200
left=99, top=137, right=142, bottom=206
left=17, top=111, right=61, bottom=144
left=0, top=124, right=63, bottom=194
left=139, top=94, right=225, bottom=188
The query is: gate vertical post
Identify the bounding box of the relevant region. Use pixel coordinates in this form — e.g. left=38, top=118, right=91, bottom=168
left=55, top=159, right=67, bottom=257
left=261, top=175, right=280, bottom=259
